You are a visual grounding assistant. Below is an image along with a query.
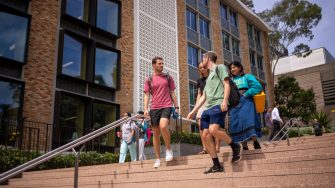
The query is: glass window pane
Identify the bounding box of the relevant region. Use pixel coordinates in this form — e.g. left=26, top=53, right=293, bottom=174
left=200, top=0, right=208, bottom=6
left=247, top=24, right=253, bottom=39
left=250, top=51, right=255, bottom=66
left=0, top=0, right=29, bottom=12
left=95, top=48, right=118, bottom=88
left=220, top=4, right=228, bottom=20
left=186, top=10, right=196, bottom=31
left=96, top=0, right=119, bottom=35
left=59, top=95, right=85, bottom=143
left=66, top=0, right=89, bottom=22
left=0, top=80, right=22, bottom=118
left=257, top=56, right=263, bottom=70
left=222, top=32, right=230, bottom=51
left=230, top=10, right=238, bottom=28
left=62, top=34, right=86, bottom=79
left=0, top=11, right=28, bottom=62
left=199, top=18, right=209, bottom=38
left=232, top=38, right=240, bottom=56
left=93, top=103, right=117, bottom=147
left=187, top=45, right=198, bottom=67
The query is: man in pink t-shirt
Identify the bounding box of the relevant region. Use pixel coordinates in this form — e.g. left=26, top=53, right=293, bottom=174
left=143, top=56, right=179, bottom=168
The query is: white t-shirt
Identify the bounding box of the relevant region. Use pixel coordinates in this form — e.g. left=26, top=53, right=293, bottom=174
left=271, top=107, right=283, bottom=123
left=121, top=121, right=136, bottom=142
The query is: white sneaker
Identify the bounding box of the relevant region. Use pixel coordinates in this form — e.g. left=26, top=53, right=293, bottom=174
left=153, top=159, right=161, bottom=168
left=165, top=149, right=173, bottom=162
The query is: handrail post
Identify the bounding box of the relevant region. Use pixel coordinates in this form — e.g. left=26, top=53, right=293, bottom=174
left=72, top=145, right=84, bottom=188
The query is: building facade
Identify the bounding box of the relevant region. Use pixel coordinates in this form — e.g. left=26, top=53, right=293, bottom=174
left=0, top=0, right=272, bottom=150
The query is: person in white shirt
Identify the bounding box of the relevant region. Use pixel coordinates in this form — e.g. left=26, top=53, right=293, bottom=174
left=269, top=103, right=284, bottom=140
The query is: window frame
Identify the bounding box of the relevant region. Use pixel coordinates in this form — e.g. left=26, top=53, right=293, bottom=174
left=257, top=55, right=263, bottom=70
left=232, top=37, right=240, bottom=57
left=249, top=50, right=256, bottom=66
left=95, top=0, right=121, bottom=37
left=199, top=0, right=208, bottom=6
left=189, top=82, right=198, bottom=108
left=0, top=4, right=31, bottom=65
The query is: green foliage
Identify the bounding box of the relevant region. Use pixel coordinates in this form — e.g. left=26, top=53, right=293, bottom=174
left=148, top=131, right=202, bottom=146
left=0, top=149, right=121, bottom=173
left=312, top=111, right=332, bottom=128
left=274, top=75, right=316, bottom=121
left=288, top=127, right=313, bottom=137
left=259, top=0, right=322, bottom=57
left=240, top=0, right=255, bottom=12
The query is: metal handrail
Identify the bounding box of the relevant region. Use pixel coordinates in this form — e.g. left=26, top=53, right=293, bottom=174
left=267, top=117, right=301, bottom=146
left=0, top=115, right=138, bottom=184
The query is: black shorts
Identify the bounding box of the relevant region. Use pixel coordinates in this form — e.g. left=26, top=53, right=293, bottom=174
left=149, top=107, right=172, bottom=126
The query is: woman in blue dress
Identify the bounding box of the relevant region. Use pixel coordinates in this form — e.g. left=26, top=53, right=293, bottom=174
left=229, top=61, right=263, bottom=150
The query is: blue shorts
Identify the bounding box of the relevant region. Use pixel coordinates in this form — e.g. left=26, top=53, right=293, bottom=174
left=200, top=105, right=227, bottom=130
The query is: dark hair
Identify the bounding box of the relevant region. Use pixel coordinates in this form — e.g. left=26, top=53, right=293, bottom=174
left=229, top=61, right=244, bottom=77
left=126, top=112, right=131, bottom=117
left=152, top=56, right=163, bottom=64
left=197, top=61, right=209, bottom=78
left=203, top=51, right=217, bottom=63
left=137, top=110, right=144, bottom=115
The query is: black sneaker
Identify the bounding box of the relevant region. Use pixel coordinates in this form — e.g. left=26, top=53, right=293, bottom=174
left=253, top=141, right=261, bottom=149
left=243, top=146, right=249, bottom=150
left=231, top=143, right=242, bottom=164
left=203, top=165, right=224, bottom=174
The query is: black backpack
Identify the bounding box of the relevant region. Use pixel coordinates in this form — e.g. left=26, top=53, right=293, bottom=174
left=147, top=72, right=171, bottom=94
left=215, top=66, right=240, bottom=108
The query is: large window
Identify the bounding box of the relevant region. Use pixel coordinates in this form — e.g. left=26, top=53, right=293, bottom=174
left=199, top=17, right=209, bottom=38
left=96, top=0, right=119, bottom=36
left=61, top=34, right=87, bottom=79
left=65, top=0, right=89, bottom=22
left=189, top=83, right=197, bottom=108
left=93, top=102, right=117, bottom=147
left=222, top=32, right=230, bottom=51
left=0, top=0, right=29, bottom=12
left=186, top=9, right=196, bottom=31
left=220, top=4, right=228, bottom=20
left=229, top=10, right=238, bottom=28
left=0, top=9, right=29, bottom=63
left=58, top=95, right=86, bottom=143
left=257, top=56, right=263, bottom=70
left=249, top=50, right=256, bottom=66
left=187, top=45, right=198, bottom=67
left=94, top=47, right=118, bottom=88
left=0, top=79, right=23, bottom=118
left=232, top=38, right=240, bottom=57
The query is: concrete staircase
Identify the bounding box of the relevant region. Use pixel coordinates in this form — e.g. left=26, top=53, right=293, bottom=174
left=2, top=133, right=335, bottom=188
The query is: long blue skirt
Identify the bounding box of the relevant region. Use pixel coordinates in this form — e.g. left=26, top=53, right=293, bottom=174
left=229, top=96, right=262, bottom=142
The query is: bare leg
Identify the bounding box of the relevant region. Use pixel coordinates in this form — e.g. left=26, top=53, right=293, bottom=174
left=208, top=124, right=232, bottom=144
left=159, top=118, right=171, bottom=150
left=215, top=138, right=221, bottom=153
left=197, top=119, right=207, bottom=151
left=203, top=129, right=217, bottom=158
left=152, top=126, right=161, bottom=158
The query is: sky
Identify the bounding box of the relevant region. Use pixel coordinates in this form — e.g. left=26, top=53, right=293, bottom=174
left=253, top=0, right=335, bottom=58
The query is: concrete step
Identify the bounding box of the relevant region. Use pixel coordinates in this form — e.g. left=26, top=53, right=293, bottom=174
left=17, top=141, right=335, bottom=179
left=16, top=152, right=335, bottom=181
left=7, top=167, right=335, bottom=188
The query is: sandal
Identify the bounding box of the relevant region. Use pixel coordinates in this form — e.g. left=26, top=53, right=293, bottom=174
left=198, top=150, right=208, bottom=154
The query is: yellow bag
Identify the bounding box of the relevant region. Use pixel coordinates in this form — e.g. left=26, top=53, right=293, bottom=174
left=253, top=91, right=266, bottom=113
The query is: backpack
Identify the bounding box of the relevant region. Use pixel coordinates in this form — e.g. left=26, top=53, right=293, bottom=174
left=215, top=66, right=240, bottom=107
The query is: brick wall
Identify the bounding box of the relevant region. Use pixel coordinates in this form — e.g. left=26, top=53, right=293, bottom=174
left=116, top=0, right=135, bottom=115
left=262, top=32, right=274, bottom=106
left=209, top=0, right=224, bottom=65
left=177, top=0, right=189, bottom=117
left=238, top=16, right=251, bottom=73
left=22, top=0, right=60, bottom=124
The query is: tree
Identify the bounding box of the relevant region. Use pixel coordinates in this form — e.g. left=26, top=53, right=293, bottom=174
left=259, top=0, right=322, bottom=106
left=274, top=75, right=316, bottom=121
left=240, top=0, right=255, bottom=12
